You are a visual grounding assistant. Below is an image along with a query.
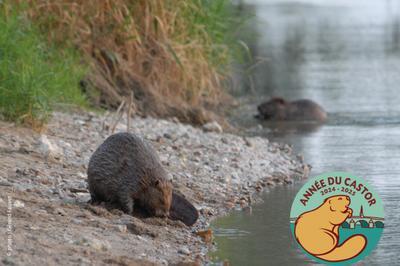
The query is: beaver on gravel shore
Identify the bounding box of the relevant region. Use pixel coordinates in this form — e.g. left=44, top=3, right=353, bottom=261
left=257, top=97, right=327, bottom=122
left=87, top=132, right=198, bottom=226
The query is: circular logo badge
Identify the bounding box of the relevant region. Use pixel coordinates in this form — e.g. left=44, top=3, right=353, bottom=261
left=290, top=172, right=384, bottom=265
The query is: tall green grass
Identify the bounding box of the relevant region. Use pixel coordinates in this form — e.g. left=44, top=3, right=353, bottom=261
left=186, top=0, right=247, bottom=67
left=0, top=6, right=87, bottom=128
left=17, top=0, right=247, bottom=123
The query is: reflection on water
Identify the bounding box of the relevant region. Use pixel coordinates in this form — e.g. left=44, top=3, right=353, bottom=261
left=212, top=1, right=400, bottom=265
left=213, top=228, right=251, bottom=238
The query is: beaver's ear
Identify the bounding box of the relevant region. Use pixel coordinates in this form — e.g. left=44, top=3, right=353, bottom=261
left=154, top=180, right=160, bottom=187
left=329, top=200, right=336, bottom=211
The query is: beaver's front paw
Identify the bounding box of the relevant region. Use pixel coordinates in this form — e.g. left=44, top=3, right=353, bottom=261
left=347, top=208, right=353, bottom=217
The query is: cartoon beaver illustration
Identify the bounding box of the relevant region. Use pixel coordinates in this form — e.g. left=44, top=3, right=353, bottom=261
left=294, top=195, right=367, bottom=262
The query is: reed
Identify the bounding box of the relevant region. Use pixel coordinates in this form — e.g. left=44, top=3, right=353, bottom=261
left=18, top=0, right=242, bottom=123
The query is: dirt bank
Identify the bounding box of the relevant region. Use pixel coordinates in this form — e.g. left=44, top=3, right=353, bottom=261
left=0, top=111, right=308, bottom=265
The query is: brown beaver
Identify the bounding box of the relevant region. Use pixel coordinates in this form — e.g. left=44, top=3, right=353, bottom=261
left=257, top=97, right=327, bottom=122
left=87, top=132, right=198, bottom=225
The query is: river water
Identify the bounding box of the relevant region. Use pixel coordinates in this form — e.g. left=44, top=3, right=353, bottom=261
left=211, top=1, right=400, bottom=265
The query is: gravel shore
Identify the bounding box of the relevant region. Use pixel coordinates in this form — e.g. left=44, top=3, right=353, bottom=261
left=0, top=111, right=308, bottom=265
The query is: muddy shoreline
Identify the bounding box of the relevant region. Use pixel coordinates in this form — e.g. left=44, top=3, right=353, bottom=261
left=0, top=111, right=308, bottom=265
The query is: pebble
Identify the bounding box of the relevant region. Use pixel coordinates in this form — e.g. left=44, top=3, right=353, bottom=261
left=71, top=218, right=82, bottom=225
left=115, top=224, right=127, bottom=233
left=77, top=237, right=111, bottom=251
left=38, top=135, right=64, bottom=161
left=200, top=207, right=214, bottom=216
left=178, top=246, right=191, bottom=255
left=195, top=229, right=213, bottom=243
left=77, top=172, right=86, bottom=179
left=239, top=199, right=247, bottom=207
left=92, top=239, right=111, bottom=251
left=163, top=133, right=173, bottom=139
left=36, top=209, right=48, bottom=215
left=202, top=121, right=223, bottom=133
left=284, top=177, right=293, bottom=184
left=55, top=208, right=67, bottom=216
left=76, top=258, right=91, bottom=265
left=193, top=151, right=201, bottom=156
left=225, top=201, right=235, bottom=209
left=0, top=176, right=11, bottom=187
left=296, top=154, right=304, bottom=163
left=13, top=200, right=25, bottom=208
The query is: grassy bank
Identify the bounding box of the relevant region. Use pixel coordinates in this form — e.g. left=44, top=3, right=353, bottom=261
left=0, top=4, right=87, bottom=129
left=0, top=1, right=245, bottom=127
left=18, top=0, right=244, bottom=124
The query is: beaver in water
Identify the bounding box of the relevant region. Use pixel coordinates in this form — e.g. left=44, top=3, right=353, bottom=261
left=87, top=132, right=198, bottom=225
left=257, top=97, right=327, bottom=122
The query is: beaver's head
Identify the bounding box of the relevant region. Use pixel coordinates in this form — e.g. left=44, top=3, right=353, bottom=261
left=326, top=195, right=350, bottom=213
left=142, top=179, right=172, bottom=218
left=257, top=97, right=288, bottom=120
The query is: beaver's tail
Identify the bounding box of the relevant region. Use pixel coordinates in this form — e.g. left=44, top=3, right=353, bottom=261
left=316, top=234, right=367, bottom=262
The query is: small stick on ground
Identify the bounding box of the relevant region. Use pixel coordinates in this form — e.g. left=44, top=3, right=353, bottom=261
left=102, top=100, right=125, bottom=132
left=110, top=100, right=126, bottom=134
left=127, top=91, right=133, bottom=132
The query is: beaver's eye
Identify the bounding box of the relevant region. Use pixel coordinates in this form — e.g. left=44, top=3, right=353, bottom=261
left=338, top=197, right=342, bottom=200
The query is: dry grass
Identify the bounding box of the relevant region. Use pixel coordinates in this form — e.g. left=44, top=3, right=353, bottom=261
left=18, top=0, right=237, bottom=124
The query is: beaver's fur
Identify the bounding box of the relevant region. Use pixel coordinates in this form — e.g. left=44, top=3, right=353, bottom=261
left=257, top=97, right=327, bottom=122
left=87, top=133, right=172, bottom=217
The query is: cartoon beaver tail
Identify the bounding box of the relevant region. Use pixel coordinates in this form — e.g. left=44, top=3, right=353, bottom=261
left=316, top=234, right=367, bottom=262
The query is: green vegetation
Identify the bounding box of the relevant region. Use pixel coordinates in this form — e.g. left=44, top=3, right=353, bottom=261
left=19, top=0, right=246, bottom=123
left=0, top=5, right=87, bottom=128
left=185, top=0, right=244, bottom=67
left=0, top=0, right=248, bottom=127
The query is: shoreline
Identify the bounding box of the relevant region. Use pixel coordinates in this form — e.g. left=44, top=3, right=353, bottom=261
left=0, top=111, right=308, bottom=265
